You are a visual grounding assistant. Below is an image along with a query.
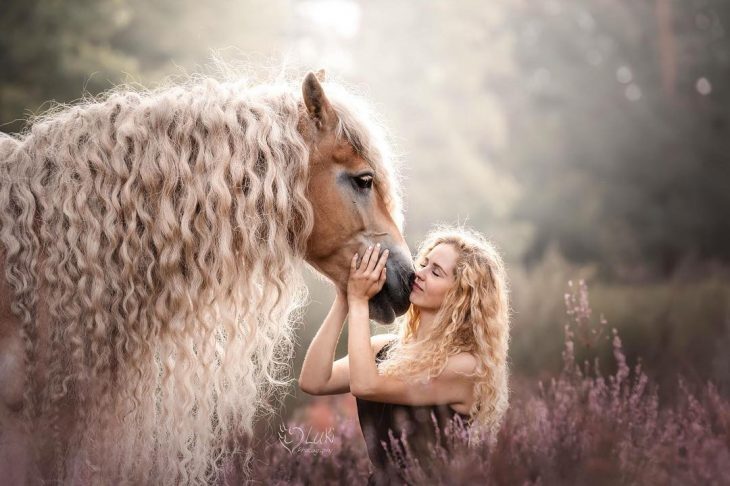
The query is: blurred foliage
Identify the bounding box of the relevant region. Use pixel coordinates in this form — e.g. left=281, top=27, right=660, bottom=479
left=0, top=0, right=287, bottom=132
left=505, top=0, right=730, bottom=277
left=1, top=0, right=729, bottom=419
left=508, top=250, right=730, bottom=401
left=2, top=0, right=727, bottom=274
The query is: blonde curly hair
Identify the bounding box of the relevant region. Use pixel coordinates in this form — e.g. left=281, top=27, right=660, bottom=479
left=0, top=71, right=402, bottom=484
left=377, top=225, right=511, bottom=444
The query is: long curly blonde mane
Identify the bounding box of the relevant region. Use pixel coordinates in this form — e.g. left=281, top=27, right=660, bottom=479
left=0, top=73, right=401, bottom=484
left=377, top=225, right=512, bottom=445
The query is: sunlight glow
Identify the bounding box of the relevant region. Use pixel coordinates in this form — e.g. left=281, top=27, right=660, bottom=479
left=296, top=0, right=361, bottom=39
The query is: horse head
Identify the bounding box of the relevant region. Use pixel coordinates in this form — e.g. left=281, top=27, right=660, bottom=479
left=298, top=71, right=414, bottom=324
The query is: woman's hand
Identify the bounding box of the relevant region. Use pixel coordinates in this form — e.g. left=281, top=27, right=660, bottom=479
left=347, top=244, right=389, bottom=305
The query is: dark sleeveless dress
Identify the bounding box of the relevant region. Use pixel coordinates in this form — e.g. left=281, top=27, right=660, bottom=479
left=355, top=340, right=471, bottom=485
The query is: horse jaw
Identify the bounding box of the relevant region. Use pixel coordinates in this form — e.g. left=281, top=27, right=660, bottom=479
left=368, top=298, right=397, bottom=324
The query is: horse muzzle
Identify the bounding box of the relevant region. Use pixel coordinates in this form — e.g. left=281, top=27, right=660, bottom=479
left=368, top=249, right=415, bottom=324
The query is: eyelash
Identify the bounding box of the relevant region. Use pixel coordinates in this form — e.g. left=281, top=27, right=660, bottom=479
left=353, top=173, right=374, bottom=191
left=417, top=262, right=439, bottom=276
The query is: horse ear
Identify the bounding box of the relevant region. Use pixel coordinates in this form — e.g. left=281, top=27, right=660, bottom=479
left=302, top=71, right=336, bottom=130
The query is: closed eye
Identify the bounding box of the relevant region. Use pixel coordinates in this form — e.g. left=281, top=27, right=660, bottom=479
left=418, top=261, right=440, bottom=276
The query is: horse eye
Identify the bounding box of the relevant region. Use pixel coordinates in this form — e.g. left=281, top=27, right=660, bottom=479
left=353, top=174, right=374, bottom=190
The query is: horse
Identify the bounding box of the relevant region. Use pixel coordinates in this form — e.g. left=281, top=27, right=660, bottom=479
left=0, top=70, right=415, bottom=485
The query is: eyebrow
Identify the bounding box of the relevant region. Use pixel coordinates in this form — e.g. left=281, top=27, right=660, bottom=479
left=423, top=257, right=448, bottom=275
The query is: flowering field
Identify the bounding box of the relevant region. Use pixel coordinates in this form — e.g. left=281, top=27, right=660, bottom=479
left=224, top=281, right=730, bottom=485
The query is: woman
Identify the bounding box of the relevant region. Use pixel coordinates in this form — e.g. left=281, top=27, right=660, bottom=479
left=299, top=226, right=511, bottom=484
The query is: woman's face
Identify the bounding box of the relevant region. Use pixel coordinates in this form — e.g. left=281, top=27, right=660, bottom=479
left=409, top=243, right=458, bottom=311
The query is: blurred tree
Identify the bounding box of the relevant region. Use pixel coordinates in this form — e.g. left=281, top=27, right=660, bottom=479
left=505, top=0, right=730, bottom=278
left=0, top=0, right=139, bottom=133
left=0, top=0, right=286, bottom=133
left=2, top=0, right=728, bottom=278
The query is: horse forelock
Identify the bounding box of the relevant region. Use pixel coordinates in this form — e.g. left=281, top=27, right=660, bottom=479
left=324, top=85, right=405, bottom=234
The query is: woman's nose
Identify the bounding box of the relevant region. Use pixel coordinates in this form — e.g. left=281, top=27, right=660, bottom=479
left=415, top=267, right=426, bottom=281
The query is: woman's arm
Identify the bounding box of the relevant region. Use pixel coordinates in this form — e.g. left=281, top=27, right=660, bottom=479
left=346, top=244, right=390, bottom=394
left=298, top=286, right=398, bottom=396
left=298, top=289, right=350, bottom=395
left=347, top=299, right=380, bottom=394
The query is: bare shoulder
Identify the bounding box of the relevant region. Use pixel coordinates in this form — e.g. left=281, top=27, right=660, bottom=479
left=370, top=333, right=398, bottom=355
left=444, top=352, right=478, bottom=378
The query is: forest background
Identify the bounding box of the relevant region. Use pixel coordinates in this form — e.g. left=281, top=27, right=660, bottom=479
left=2, top=0, right=728, bottom=429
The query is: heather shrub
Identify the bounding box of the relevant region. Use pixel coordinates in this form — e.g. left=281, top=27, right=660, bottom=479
left=231, top=280, right=729, bottom=485
left=491, top=281, right=730, bottom=485
left=509, top=250, right=730, bottom=397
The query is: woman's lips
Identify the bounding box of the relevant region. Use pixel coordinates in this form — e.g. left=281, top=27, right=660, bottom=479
left=411, top=281, right=423, bottom=292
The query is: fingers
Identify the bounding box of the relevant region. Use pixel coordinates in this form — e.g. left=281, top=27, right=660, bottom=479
left=373, top=247, right=389, bottom=275
left=365, top=244, right=382, bottom=273
left=354, top=244, right=389, bottom=284
left=373, top=266, right=386, bottom=294
left=348, top=245, right=389, bottom=299
left=359, top=245, right=375, bottom=272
